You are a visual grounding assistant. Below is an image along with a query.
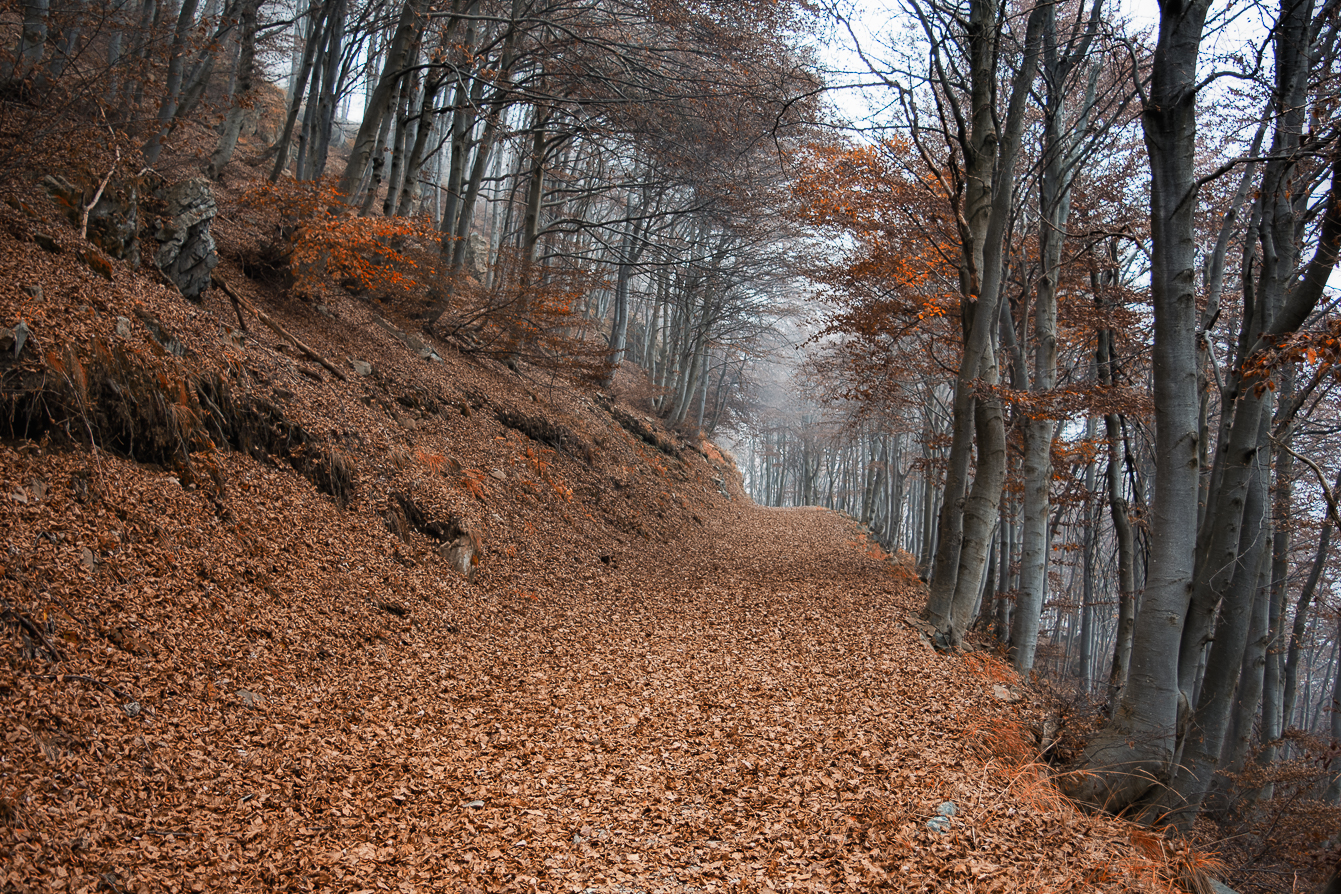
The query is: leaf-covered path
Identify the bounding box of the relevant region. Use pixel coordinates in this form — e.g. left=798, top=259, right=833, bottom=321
left=0, top=207, right=1184, bottom=892
left=1, top=461, right=1180, bottom=894
left=420, top=503, right=1150, bottom=893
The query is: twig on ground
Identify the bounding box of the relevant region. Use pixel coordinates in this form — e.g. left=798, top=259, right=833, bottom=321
left=214, top=276, right=348, bottom=382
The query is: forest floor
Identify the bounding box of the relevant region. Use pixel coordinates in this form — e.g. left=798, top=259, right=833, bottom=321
left=1, top=161, right=1211, bottom=893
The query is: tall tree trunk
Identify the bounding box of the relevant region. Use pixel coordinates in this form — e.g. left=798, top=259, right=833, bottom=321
left=1152, top=406, right=1272, bottom=831
left=1100, top=329, right=1137, bottom=703
left=13, top=0, right=50, bottom=80
left=923, top=0, right=1045, bottom=645
left=143, top=0, right=202, bottom=165
left=1323, top=608, right=1341, bottom=804
left=382, top=67, right=419, bottom=215
left=1010, top=0, right=1101, bottom=675
left=207, top=0, right=260, bottom=179
left=269, top=0, right=328, bottom=182
left=1252, top=377, right=1295, bottom=801
left=336, top=0, right=428, bottom=202
left=1214, top=547, right=1272, bottom=804
left=1065, top=0, right=1213, bottom=812
left=1282, top=501, right=1333, bottom=731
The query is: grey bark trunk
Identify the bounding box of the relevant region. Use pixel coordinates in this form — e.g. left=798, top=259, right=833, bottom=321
left=14, top=0, right=50, bottom=80
left=143, top=0, right=202, bottom=165
left=336, top=0, right=428, bottom=202
left=207, top=0, right=260, bottom=179
left=269, top=1, right=327, bottom=182
left=1066, top=0, right=1212, bottom=812
left=1010, top=0, right=1100, bottom=675
left=923, top=0, right=1045, bottom=645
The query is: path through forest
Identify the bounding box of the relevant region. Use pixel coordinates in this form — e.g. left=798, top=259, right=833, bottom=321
left=402, top=503, right=1180, bottom=892
left=1, top=455, right=1189, bottom=893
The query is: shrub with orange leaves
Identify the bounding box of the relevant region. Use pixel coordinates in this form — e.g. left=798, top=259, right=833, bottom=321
left=243, top=180, right=438, bottom=300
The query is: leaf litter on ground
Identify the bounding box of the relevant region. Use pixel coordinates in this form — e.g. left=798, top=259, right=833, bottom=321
left=0, top=186, right=1197, bottom=893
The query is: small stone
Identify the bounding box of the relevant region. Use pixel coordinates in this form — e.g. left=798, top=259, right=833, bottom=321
left=464, top=800, right=484, bottom=809
left=490, top=469, right=507, bottom=481
left=936, top=801, right=958, bottom=817
left=81, top=250, right=114, bottom=281
left=926, top=815, right=950, bottom=834
left=122, top=701, right=141, bottom=718
left=12, top=321, right=29, bottom=358
left=351, top=359, right=373, bottom=376
left=115, top=316, right=132, bottom=338
left=80, top=546, right=97, bottom=571
left=236, top=689, right=263, bottom=708
left=33, top=233, right=61, bottom=253
left=23, top=285, right=41, bottom=299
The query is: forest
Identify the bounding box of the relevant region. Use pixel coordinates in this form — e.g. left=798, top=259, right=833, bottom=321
left=1, top=0, right=1340, bottom=887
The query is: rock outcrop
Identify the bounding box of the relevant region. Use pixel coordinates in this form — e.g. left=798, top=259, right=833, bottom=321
left=154, top=178, right=218, bottom=302
left=43, top=174, right=140, bottom=265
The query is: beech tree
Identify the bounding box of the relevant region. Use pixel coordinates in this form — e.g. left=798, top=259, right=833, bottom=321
left=1068, top=0, right=1341, bottom=822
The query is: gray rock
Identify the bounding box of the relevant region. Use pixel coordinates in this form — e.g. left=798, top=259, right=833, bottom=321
left=351, top=359, right=373, bottom=376
left=44, top=174, right=140, bottom=266
left=154, top=178, right=218, bottom=302
left=1209, top=882, right=1239, bottom=894
left=14, top=318, right=30, bottom=355
left=438, top=526, right=482, bottom=583
left=935, top=801, right=958, bottom=817
left=23, top=284, right=41, bottom=299
left=236, top=689, right=263, bottom=708
left=926, top=815, right=951, bottom=834
left=134, top=309, right=187, bottom=357
left=115, top=316, right=132, bottom=338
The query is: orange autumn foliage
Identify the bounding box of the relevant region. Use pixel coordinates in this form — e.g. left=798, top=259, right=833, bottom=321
left=243, top=180, right=438, bottom=300
left=790, top=140, right=963, bottom=408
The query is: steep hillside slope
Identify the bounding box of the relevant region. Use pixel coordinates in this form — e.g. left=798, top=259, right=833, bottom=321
left=1, top=194, right=1202, bottom=893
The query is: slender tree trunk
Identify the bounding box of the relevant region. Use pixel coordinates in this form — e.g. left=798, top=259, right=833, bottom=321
left=1080, top=416, right=1099, bottom=692
left=1283, top=500, right=1333, bottom=731
left=1011, top=0, right=1100, bottom=675
left=269, top=1, right=327, bottom=182
left=207, top=0, right=260, bottom=179
left=1252, top=378, right=1295, bottom=800
left=1066, top=0, right=1213, bottom=812
left=1323, top=609, right=1341, bottom=803
left=1103, top=328, right=1137, bottom=703
left=336, top=0, right=429, bottom=202
left=13, top=0, right=50, bottom=80
left=143, top=0, right=202, bottom=165
left=1215, top=550, right=1272, bottom=802
left=924, top=0, right=1044, bottom=644
left=383, top=67, right=419, bottom=215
